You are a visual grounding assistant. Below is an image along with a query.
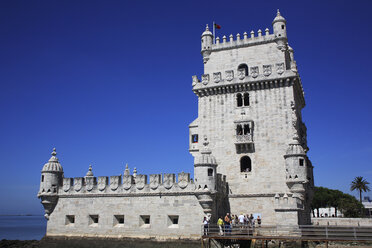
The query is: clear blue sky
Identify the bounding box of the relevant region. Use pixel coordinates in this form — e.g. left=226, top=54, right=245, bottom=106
left=0, top=0, right=371, bottom=215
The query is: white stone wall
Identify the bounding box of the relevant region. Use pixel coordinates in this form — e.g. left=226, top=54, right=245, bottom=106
left=47, top=194, right=205, bottom=240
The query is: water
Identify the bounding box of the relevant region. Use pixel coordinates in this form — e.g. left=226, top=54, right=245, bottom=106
left=0, top=215, right=46, bottom=240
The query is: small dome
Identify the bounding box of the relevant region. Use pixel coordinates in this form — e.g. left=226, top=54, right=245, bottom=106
left=86, top=165, right=93, bottom=177
left=42, top=148, right=63, bottom=172
left=286, top=138, right=305, bottom=155
left=202, top=24, right=213, bottom=37
left=272, top=9, right=286, bottom=24
left=194, top=136, right=217, bottom=166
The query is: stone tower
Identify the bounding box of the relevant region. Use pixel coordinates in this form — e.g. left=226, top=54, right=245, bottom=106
left=37, top=148, right=64, bottom=219
left=190, top=10, right=314, bottom=225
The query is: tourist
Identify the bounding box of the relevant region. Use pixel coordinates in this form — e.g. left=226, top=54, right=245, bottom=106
left=224, top=213, right=231, bottom=234
left=217, top=216, right=224, bottom=236
left=238, top=213, right=245, bottom=227
left=257, top=215, right=261, bottom=227
left=203, top=217, right=209, bottom=235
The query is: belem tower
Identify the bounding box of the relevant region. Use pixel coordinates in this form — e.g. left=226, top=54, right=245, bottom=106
left=38, top=10, right=314, bottom=240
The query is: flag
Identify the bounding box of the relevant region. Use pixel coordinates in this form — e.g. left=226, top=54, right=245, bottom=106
left=214, top=23, right=221, bottom=29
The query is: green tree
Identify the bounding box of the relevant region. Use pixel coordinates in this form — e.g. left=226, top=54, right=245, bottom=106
left=350, top=176, right=370, bottom=203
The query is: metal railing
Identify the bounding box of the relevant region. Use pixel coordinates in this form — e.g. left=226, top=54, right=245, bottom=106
left=201, top=224, right=372, bottom=241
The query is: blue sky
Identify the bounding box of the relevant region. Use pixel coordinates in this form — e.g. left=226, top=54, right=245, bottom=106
left=0, top=0, right=371, bottom=215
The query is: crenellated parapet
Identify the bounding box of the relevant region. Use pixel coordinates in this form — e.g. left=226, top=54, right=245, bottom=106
left=212, top=29, right=275, bottom=52
left=60, top=171, right=197, bottom=196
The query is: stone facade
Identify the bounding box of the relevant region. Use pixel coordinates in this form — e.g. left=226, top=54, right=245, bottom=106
left=37, top=10, right=314, bottom=240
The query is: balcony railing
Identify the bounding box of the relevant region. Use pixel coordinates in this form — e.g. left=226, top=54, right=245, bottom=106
left=234, top=134, right=253, bottom=144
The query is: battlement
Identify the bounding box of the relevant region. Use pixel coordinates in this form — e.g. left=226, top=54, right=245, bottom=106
left=60, top=172, right=198, bottom=195
left=213, top=28, right=275, bottom=51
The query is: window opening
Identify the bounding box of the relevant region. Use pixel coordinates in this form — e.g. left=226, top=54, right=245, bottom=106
left=208, top=168, right=213, bottom=177
left=65, top=215, right=75, bottom=225
left=237, top=93, right=243, bottom=107
left=243, top=93, right=249, bottom=106
left=114, top=215, right=124, bottom=225
left=89, top=215, right=99, bottom=225
left=281, top=25, right=284, bottom=29
left=140, top=215, right=151, bottom=226
left=243, top=124, right=250, bottom=135
left=238, top=64, right=248, bottom=76
left=299, top=159, right=304, bottom=166
left=240, top=156, right=252, bottom=172
left=41, top=175, right=44, bottom=182
left=168, top=215, right=179, bottom=226
left=237, top=124, right=243, bottom=135
left=191, top=134, right=198, bottom=143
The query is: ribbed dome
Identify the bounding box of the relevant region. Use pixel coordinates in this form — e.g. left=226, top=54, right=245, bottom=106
left=194, top=136, right=217, bottom=166
left=272, top=9, right=286, bottom=24
left=286, top=139, right=305, bottom=155
left=42, top=148, right=63, bottom=172
left=201, top=24, right=213, bottom=37
left=195, top=152, right=217, bottom=165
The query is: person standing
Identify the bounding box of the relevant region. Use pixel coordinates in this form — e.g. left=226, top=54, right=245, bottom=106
left=203, top=217, right=209, bottom=236
left=217, top=216, right=224, bottom=236
left=257, top=215, right=261, bottom=227
left=224, top=213, right=231, bottom=234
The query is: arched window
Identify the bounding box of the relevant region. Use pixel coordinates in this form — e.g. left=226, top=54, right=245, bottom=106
left=243, top=124, right=250, bottom=134
left=243, top=93, right=249, bottom=106
left=236, top=124, right=243, bottom=135
left=237, top=93, right=243, bottom=107
left=238, top=64, right=248, bottom=76
left=240, top=156, right=252, bottom=172
left=208, top=168, right=213, bottom=177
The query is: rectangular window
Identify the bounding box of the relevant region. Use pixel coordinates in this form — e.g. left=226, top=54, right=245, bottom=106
left=89, top=215, right=99, bottom=225
left=114, top=215, right=124, bottom=226
left=299, top=159, right=304, bottom=166
left=65, top=215, right=75, bottom=225
left=168, top=215, right=179, bottom=228
left=41, top=175, right=44, bottom=182
left=192, top=134, right=198, bottom=143
left=140, top=215, right=151, bottom=227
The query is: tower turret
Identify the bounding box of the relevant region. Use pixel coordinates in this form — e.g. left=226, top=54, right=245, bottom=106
left=37, top=148, right=63, bottom=219
left=201, top=24, right=213, bottom=64
left=194, top=136, right=217, bottom=192
left=272, top=9, right=287, bottom=50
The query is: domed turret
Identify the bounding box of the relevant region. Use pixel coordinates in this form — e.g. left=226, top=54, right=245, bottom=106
left=201, top=25, right=213, bottom=64
left=272, top=9, right=287, bottom=49
left=38, top=148, right=64, bottom=220
left=194, top=136, right=217, bottom=192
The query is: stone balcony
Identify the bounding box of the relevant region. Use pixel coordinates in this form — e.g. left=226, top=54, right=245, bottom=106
left=234, top=134, right=253, bottom=144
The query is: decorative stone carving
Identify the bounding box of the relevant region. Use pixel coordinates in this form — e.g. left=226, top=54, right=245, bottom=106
left=237, top=69, right=246, bottom=80
left=276, top=63, right=284, bottom=75
left=63, top=178, right=72, bottom=192
left=74, top=177, right=83, bottom=192
left=263, top=65, right=272, bottom=76
left=202, top=74, right=209, bottom=85
left=149, top=174, right=161, bottom=190
left=225, top=70, right=234, bottom=81
left=213, top=72, right=221, bottom=83
left=110, top=176, right=121, bottom=191
left=192, top=75, right=199, bottom=86
left=122, top=175, right=133, bottom=190
left=135, top=175, right=147, bottom=190
left=163, top=173, right=175, bottom=189
left=178, top=172, right=190, bottom=189
left=97, top=176, right=108, bottom=191
left=250, top=66, right=259, bottom=78
left=85, top=177, right=95, bottom=191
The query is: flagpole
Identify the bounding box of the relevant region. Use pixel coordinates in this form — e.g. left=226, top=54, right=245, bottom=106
left=213, top=21, right=215, bottom=44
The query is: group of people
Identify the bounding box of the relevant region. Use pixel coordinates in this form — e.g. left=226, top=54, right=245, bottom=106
left=203, top=213, right=262, bottom=236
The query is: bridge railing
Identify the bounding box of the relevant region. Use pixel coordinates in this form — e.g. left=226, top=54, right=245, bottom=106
left=201, top=224, right=372, bottom=241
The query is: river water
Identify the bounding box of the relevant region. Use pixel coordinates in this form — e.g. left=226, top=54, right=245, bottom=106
left=0, top=215, right=46, bottom=240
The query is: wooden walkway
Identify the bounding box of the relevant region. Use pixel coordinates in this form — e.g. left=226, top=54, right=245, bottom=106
left=200, top=224, right=372, bottom=248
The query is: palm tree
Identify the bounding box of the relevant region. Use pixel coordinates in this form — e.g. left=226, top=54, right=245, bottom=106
left=350, top=176, right=371, bottom=203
